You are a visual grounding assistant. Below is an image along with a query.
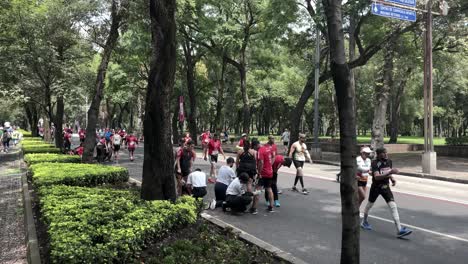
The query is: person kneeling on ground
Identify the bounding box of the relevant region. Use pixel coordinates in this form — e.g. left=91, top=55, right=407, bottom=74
left=187, top=168, right=207, bottom=199
left=209, top=157, right=236, bottom=209
left=224, top=172, right=257, bottom=214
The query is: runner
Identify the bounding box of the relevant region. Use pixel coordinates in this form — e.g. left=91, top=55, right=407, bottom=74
left=200, top=129, right=210, bottom=154
left=236, top=133, right=248, bottom=151
left=1, top=128, right=11, bottom=153
left=176, top=140, right=196, bottom=196
left=236, top=140, right=258, bottom=180
left=361, top=147, right=413, bottom=238
left=183, top=132, right=192, bottom=145
left=257, top=142, right=275, bottom=212
left=266, top=155, right=292, bottom=207
left=78, top=128, right=86, bottom=143
left=104, top=129, right=113, bottom=149
left=125, top=133, right=139, bottom=161
left=210, top=157, right=236, bottom=209
left=224, top=172, right=256, bottom=214
left=356, top=147, right=372, bottom=207
left=289, top=133, right=312, bottom=194
left=280, top=128, right=290, bottom=154
left=112, top=132, right=122, bottom=162
left=204, top=133, right=226, bottom=183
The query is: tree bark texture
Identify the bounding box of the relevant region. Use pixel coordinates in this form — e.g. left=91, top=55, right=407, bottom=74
left=141, top=0, right=177, bottom=201
left=371, top=43, right=394, bottom=150
left=183, top=40, right=198, bottom=145
left=213, top=57, right=227, bottom=133
left=25, top=103, right=39, bottom=136
left=82, top=0, right=128, bottom=163
left=322, top=0, right=360, bottom=263
left=389, top=68, right=412, bottom=143
left=54, top=96, right=64, bottom=150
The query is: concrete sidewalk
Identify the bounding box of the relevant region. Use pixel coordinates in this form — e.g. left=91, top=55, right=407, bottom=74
left=201, top=143, right=468, bottom=184
left=0, top=148, right=27, bottom=264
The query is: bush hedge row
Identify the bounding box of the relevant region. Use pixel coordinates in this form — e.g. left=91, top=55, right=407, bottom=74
left=445, top=137, right=468, bottom=146
left=24, top=153, right=81, bottom=165
left=22, top=145, right=61, bottom=154
left=18, top=129, right=32, bottom=137
left=30, top=163, right=129, bottom=187
left=39, top=186, right=198, bottom=263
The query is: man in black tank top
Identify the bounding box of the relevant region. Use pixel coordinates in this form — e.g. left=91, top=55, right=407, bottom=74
left=236, top=140, right=259, bottom=179
left=176, top=140, right=196, bottom=195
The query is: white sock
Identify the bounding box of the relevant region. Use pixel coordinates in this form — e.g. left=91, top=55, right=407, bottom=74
left=388, top=201, right=402, bottom=232
left=363, top=202, right=374, bottom=222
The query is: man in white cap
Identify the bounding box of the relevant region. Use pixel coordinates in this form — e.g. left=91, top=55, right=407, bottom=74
left=356, top=146, right=372, bottom=207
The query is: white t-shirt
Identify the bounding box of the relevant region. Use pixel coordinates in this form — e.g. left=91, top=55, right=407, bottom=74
left=113, top=134, right=122, bottom=145
left=291, top=141, right=310, bottom=161
left=187, top=171, right=207, bottom=188
left=356, top=156, right=371, bottom=177
left=226, top=178, right=246, bottom=196
left=281, top=131, right=290, bottom=142
left=216, top=165, right=236, bottom=186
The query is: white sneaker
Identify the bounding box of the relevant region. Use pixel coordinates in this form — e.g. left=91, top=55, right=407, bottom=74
left=210, top=199, right=216, bottom=210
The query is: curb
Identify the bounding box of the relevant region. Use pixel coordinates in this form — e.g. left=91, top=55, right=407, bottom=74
left=200, top=213, right=309, bottom=264
left=21, top=172, right=41, bottom=264
left=195, top=146, right=468, bottom=185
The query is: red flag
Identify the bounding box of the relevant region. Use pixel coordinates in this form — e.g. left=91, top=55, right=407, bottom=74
left=178, top=96, right=185, bottom=122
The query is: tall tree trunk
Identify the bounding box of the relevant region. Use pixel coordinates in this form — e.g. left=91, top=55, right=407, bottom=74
left=322, top=0, right=359, bottom=263
left=389, top=68, right=412, bottom=143
left=371, top=43, right=394, bottom=150
left=54, top=96, right=64, bottom=150
left=240, top=63, right=250, bottom=133
left=214, top=57, right=227, bottom=132
left=183, top=40, right=198, bottom=145
left=82, top=0, right=128, bottom=163
left=25, top=103, right=39, bottom=136
left=141, top=0, right=177, bottom=201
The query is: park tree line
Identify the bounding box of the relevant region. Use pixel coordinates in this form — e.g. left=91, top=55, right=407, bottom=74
left=0, top=0, right=467, bottom=262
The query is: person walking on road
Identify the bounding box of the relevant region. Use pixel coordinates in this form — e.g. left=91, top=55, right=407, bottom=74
left=281, top=129, right=290, bottom=154
left=200, top=129, right=210, bottom=154
left=1, top=128, right=11, bottom=152
left=111, top=132, right=122, bottom=162
left=361, top=147, right=413, bottom=238
left=204, top=133, right=226, bottom=183
left=125, top=133, right=138, bottom=161
left=357, top=147, right=372, bottom=207
left=289, top=133, right=312, bottom=194
left=257, top=142, right=275, bottom=212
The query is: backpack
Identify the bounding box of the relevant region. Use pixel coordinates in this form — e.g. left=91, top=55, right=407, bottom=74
left=113, top=135, right=121, bottom=145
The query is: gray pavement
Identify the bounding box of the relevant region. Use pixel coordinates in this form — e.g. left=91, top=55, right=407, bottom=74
left=116, top=146, right=468, bottom=264
left=0, top=149, right=27, bottom=264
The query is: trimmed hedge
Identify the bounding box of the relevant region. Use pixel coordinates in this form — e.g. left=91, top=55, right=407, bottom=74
left=22, top=145, right=61, bottom=154
left=24, top=154, right=81, bottom=165
left=30, top=163, right=129, bottom=187
left=445, top=137, right=468, bottom=146
left=18, top=129, right=32, bottom=137
left=39, top=186, right=198, bottom=263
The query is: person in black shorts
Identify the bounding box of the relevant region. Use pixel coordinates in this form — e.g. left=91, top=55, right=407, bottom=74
left=361, top=147, right=412, bottom=238
left=236, top=140, right=259, bottom=179
left=176, top=140, right=196, bottom=196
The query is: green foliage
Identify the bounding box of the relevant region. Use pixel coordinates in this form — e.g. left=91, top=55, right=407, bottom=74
left=445, top=137, right=468, bottom=146
left=38, top=186, right=198, bottom=264
left=24, top=153, right=81, bottom=165
left=18, top=129, right=32, bottom=137
left=30, top=163, right=129, bottom=187
left=22, top=145, right=61, bottom=154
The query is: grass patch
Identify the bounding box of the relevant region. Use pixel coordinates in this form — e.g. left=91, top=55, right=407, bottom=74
left=25, top=153, right=81, bottom=165
left=30, top=163, right=129, bottom=187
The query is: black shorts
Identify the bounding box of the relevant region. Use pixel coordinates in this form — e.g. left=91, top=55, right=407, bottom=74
left=237, top=167, right=257, bottom=179
left=113, top=145, right=120, bottom=151
left=358, top=181, right=367, bottom=187
left=293, top=160, right=304, bottom=169
left=192, top=187, right=207, bottom=199
left=210, top=154, right=218, bottom=163
left=368, top=184, right=394, bottom=203
left=80, top=138, right=85, bottom=143
left=283, top=141, right=289, bottom=146
left=258, top=178, right=273, bottom=188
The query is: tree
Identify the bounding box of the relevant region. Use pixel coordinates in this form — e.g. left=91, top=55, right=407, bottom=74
left=82, top=0, right=130, bottom=163
left=141, top=0, right=177, bottom=201
left=322, top=0, right=359, bottom=263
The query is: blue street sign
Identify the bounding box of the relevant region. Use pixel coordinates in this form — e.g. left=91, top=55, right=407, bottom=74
left=384, top=0, right=416, bottom=8
left=371, top=3, right=416, bottom=22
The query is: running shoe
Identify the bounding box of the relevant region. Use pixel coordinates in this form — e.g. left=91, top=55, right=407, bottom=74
left=252, top=190, right=263, bottom=196
left=302, top=188, right=309, bottom=195
left=274, top=200, right=281, bottom=207
left=397, top=227, right=413, bottom=238
left=249, top=208, right=258, bottom=215
left=360, top=221, right=372, bottom=230
left=277, top=189, right=283, bottom=194
left=210, top=199, right=216, bottom=210
left=267, top=206, right=275, bottom=213
left=291, top=186, right=298, bottom=192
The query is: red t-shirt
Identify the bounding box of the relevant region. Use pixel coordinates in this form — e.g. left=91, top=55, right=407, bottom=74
left=257, top=146, right=273, bottom=178
left=126, top=135, right=138, bottom=149
left=208, top=139, right=221, bottom=155
left=238, top=138, right=246, bottom=147
left=266, top=143, right=277, bottom=158
left=79, top=130, right=85, bottom=139
left=184, top=136, right=192, bottom=144
left=201, top=133, right=210, bottom=143
left=177, top=148, right=196, bottom=161
left=64, top=133, right=71, bottom=141
left=119, top=131, right=126, bottom=138
left=272, top=155, right=284, bottom=172
left=76, top=146, right=84, bottom=156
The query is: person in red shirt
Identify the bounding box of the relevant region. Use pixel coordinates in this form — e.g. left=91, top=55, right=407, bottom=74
left=75, top=143, right=84, bottom=158
left=126, top=133, right=139, bottom=161
left=266, top=135, right=277, bottom=162
left=265, top=155, right=292, bottom=208
left=200, top=129, right=210, bottom=153
left=236, top=133, right=248, bottom=151
left=118, top=129, right=126, bottom=145
left=204, top=133, right=226, bottom=183
left=183, top=132, right=192, bottom=145
left=257, top=144, right=275, bottom=212
left=176, top=140, right=196, bottom=196
left=64, top=130, right=72, bottom=152
left=78, top=128, right=86, bottom=143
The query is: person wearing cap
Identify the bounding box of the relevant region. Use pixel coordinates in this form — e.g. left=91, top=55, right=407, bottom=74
left=356, top=146, right=372, bottom=207
left=289, top=133, right=312, bottom=194
left=361, top=147, right=413, bottom=238
left=236, top=133, right=248, bottom=151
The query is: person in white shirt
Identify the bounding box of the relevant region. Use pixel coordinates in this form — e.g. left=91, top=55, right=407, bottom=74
left=209, top=157, right=236, bottom=209
left=356, top=147, right=372, bottom=207
left=289, top=133, right=312, bottom=194
left=280, top=128, right=290, bottom=154
left=187, top=169, right=207, bottom=199
left=223, top=173, right=255, bottom=213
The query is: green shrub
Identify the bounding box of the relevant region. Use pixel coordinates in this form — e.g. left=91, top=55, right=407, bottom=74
left=22, top=145, right=61, bottom=154
left=445, top=137, right=468, bottom=146
left=30, top=163, right=129, bottom=187
left=24, top=154, right=81, bottom=165
left=21, top=142, right=53, bottom=147
left=18, top=129, right=32, bottom=137
left=38, top=186, right=198, bottom=263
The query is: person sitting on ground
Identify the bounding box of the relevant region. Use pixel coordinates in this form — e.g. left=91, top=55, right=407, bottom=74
left=187, top=168, right=207, bottom=199
left=209, top=157, right=236, bottom=209
left=224, top=172, right=256, bottom=214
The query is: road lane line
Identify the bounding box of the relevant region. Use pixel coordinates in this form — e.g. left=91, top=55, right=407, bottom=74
left=367, top=214, right=468, bottom=243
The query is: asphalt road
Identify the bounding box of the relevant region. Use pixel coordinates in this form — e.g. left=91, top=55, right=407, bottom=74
left=114, top=146, right=468, bottom=264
